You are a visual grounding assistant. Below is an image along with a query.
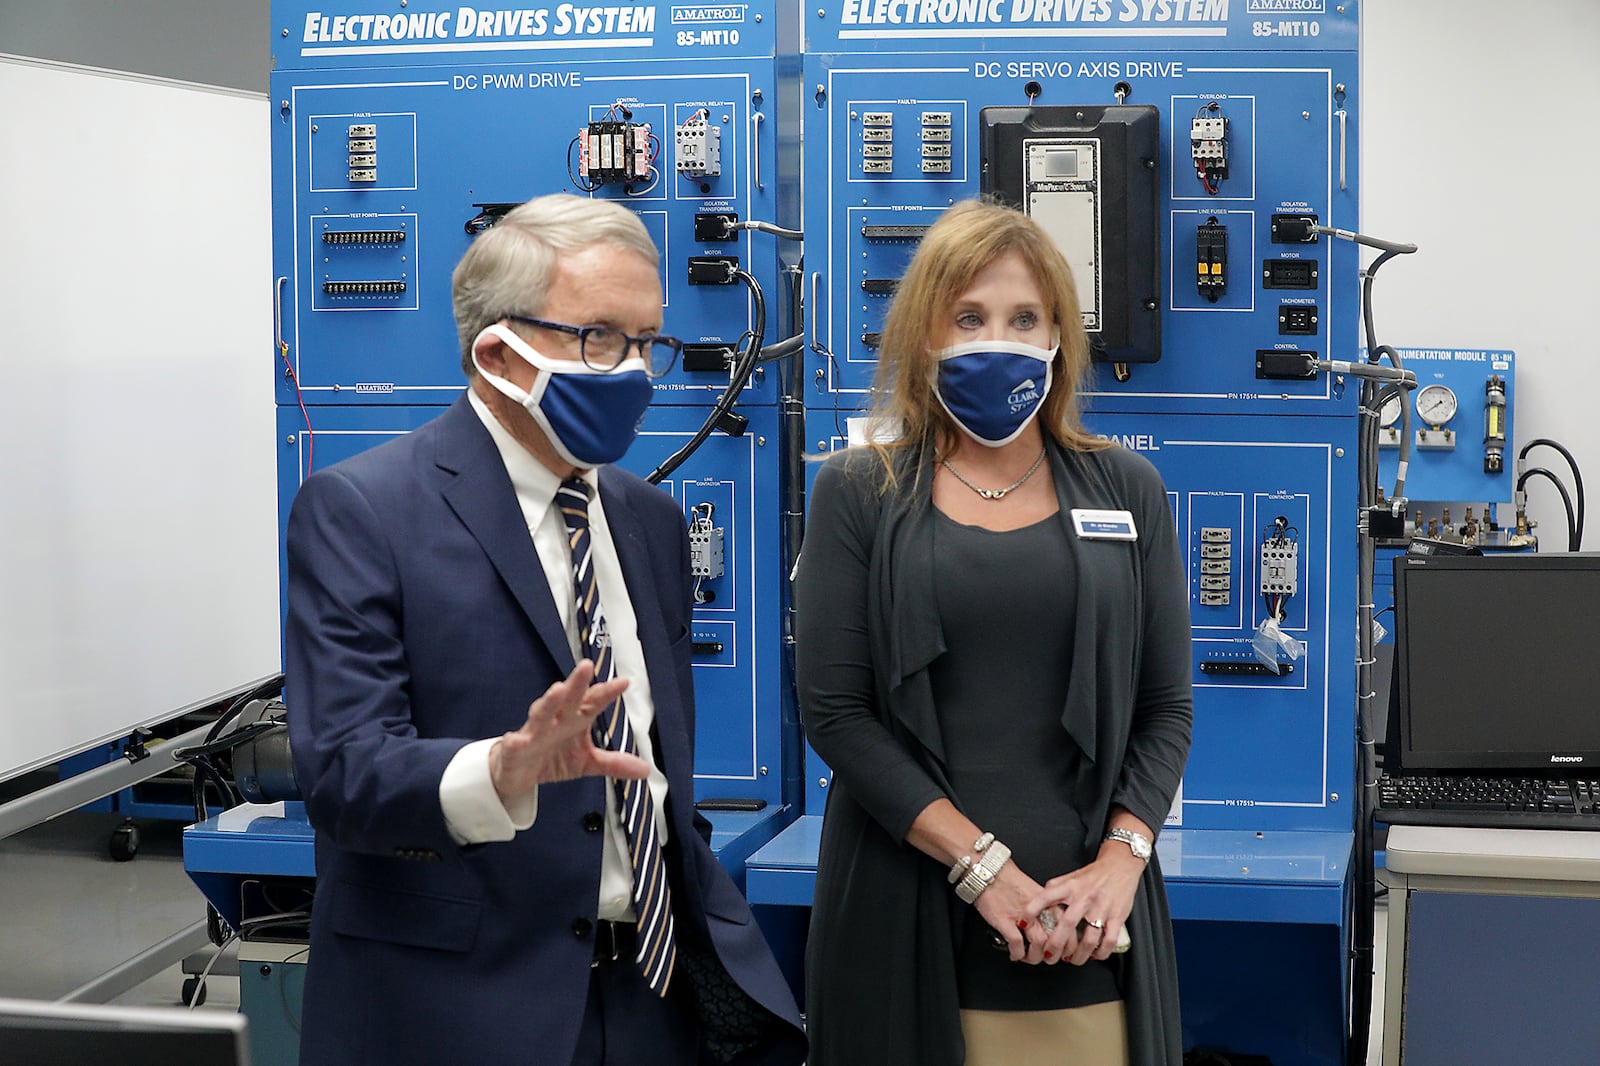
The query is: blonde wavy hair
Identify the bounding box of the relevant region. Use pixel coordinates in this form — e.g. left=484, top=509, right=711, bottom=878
left=858, top=198, right=1105, bottom=487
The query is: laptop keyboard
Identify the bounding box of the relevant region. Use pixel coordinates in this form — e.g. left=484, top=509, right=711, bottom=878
left=1377, top=775, right=1600, bottom=829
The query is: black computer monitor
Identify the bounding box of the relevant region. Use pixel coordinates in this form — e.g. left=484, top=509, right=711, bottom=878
left=1392, top=552, right=1600, bottom=772
left=0, top=997, right=249, bottom=1066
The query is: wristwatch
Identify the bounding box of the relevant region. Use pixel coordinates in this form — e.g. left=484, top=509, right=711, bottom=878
left=1105, top=827, right=1153, bottom=864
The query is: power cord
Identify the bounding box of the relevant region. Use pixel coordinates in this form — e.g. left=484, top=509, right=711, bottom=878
left=648, top=268, right=767, bottom=484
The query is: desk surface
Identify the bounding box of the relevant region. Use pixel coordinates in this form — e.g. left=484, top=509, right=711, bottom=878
left=745, top=819, right=1353, bottom=923
left=1385, top=824, right=1600, bottom=881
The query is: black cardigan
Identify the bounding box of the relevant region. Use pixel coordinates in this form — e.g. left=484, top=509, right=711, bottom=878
left=797, top=439, right=1193, bottom=1066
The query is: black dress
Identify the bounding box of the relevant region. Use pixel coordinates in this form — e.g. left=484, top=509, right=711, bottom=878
left=930, top=509, right=1122, bottom=1011
left=798, top=441, right=1194, bottom=1066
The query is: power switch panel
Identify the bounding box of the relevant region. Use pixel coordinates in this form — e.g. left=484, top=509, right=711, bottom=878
left=1197, top=217, right=1227, bottom=303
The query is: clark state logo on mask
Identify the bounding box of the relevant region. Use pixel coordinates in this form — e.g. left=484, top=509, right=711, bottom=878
left=933, top=340, right=1056, bottom=448
left=472, top=322, right=654, bottom=468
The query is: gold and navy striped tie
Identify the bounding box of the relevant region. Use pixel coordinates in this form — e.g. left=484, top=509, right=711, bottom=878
left=557, top=476, right=677, bottom=995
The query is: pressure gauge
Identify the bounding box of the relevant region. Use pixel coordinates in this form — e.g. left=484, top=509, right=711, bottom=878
left=1379, top=394, right=1403, bottom=429
left=1416, top=384, right=1459, bottom=427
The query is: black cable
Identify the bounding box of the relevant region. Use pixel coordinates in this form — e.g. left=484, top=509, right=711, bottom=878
left=1518, top=467, right=1579, bottom=550
left=204, top=676, right=286, bottom=746
left=182, top=676, right=284, bottom=819
left=647, top=268, right=766, bottom=484
left=754, top=333, right=804, bottom=364
left=1520, top=438, right=1585, bottom=546
left=732, top=220, right=804, bottom=242
left=1346, top=233, right=1414, bottom=1066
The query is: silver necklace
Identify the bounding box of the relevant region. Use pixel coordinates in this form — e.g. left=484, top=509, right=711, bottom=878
left=941, top=447, right=1047, bottom=501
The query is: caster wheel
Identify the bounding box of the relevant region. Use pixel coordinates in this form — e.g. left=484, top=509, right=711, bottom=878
left=182, top=976, right=207, bottom=1007
left=109, top=820, right=140, bottom=862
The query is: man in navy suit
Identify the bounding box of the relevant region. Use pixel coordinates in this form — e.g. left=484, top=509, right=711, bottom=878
left=285, top=194, right=806, bottom=1065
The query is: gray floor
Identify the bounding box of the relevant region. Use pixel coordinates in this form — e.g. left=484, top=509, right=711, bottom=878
left=0, top=773, right=239, bottom=1013
left=0, top=777, right=1387, bottom=1062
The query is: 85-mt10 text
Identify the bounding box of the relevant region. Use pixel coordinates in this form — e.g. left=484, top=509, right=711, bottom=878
left=677, top=28, right=740, bottom=45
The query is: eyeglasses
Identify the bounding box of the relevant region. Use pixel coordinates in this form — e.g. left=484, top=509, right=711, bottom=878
left=503, top=315, right=683, bottom=379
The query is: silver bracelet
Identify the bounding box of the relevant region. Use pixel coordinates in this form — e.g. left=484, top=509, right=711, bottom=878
left=948, top=831, right=994, bottom=885
left=954, top=840, right=1011, bottom=905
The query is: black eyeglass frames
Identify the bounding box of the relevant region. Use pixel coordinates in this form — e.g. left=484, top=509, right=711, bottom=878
left=503, top=314, right=684, bottom=378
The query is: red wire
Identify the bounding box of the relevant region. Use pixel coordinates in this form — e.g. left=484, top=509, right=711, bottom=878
left=279, top=341, right=315, bottom=475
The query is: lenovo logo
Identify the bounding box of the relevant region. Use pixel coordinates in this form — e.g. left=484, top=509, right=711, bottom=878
left=1551, top=755, right=1585, bottom=764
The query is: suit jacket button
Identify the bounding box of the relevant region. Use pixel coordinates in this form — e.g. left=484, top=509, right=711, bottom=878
left=572, top=917, right=593, bottom=939
left=582, top=811, right=604, bottom=832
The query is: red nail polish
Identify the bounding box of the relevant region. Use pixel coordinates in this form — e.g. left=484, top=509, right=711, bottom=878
left=1017, top=919, right=1028, bottom=930
left=1043, top=951, right=1054, bottom=960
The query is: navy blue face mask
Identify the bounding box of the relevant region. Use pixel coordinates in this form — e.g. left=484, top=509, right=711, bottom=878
left=472, top=323, right=653, bottom=467
left=933, top=340, right=1057, bottom=447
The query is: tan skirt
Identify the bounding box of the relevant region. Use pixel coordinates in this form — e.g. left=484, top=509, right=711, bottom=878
left=959, top=999, right=1129, bottom=1066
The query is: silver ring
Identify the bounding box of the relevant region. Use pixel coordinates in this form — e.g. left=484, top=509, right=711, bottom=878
left=1036, top=909, right=1058, bottom=933
left=1085, top=918, right=1105, bottom=930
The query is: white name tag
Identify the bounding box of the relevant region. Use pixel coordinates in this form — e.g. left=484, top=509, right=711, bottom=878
left=1071, top=508, right=1138, bottom=541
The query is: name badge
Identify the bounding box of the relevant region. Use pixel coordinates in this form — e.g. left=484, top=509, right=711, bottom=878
left=1071, top=508, right=1138, bottom=541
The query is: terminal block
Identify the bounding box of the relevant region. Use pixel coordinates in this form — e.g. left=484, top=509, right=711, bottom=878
left=675, top=109, right=721, bottom=178
left=322, top=230, right=406, bottom=245
left=579, top=120, right=652, bottom=186
left=1190, top=108, right=1228, bottom=193
left=322, top=280, right=407, bottom=295
left=1196, top=217, right=1227, bottom=303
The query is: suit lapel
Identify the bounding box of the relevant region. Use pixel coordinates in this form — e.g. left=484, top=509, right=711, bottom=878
left=434, top=397, right=576, bottom=675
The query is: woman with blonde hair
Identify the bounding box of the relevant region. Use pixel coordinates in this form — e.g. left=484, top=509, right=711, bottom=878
left=796, top=198, right=1192, bottom=1065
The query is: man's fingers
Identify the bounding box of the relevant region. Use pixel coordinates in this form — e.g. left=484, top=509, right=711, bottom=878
left=579, top=676, right=630, bottom=714
left=524, top=663, right=629, bottom=731
left=590, top=750, right=651, bottom=780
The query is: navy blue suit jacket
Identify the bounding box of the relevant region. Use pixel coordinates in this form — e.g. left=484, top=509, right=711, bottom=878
left=285, top=395, right=804, bottom=1065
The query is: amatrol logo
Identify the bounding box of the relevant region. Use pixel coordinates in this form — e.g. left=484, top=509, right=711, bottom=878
left=1246, top=0, right=1323, bottom=10
left=671, top=4, right=746, bottom=21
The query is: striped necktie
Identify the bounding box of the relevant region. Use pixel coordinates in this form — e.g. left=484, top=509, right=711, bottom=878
left=557, top=476, right=677, bottom=995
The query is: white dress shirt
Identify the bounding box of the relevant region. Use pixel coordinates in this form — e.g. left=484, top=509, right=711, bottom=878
left=438, top=390, right=672, bottom=922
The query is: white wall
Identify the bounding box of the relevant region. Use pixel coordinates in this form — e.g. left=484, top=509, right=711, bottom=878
left=1363, top=0, right=1600, bottom=547
left=0, top=57, right=280, bottom=779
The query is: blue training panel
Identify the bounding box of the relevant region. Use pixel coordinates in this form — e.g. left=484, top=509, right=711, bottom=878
left=268, top=2, right=807, bottom=809
left=798, top=3, right=1361, bottom=839
left=779, top=8, right=1362, bottom=1063
left=269, top=1, right=798, bottom=408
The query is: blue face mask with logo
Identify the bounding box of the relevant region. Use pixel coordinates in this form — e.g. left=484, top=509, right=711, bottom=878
left=933, top=339, right=1057, bottom=447
left=472, top=323, right=653, bottom=468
